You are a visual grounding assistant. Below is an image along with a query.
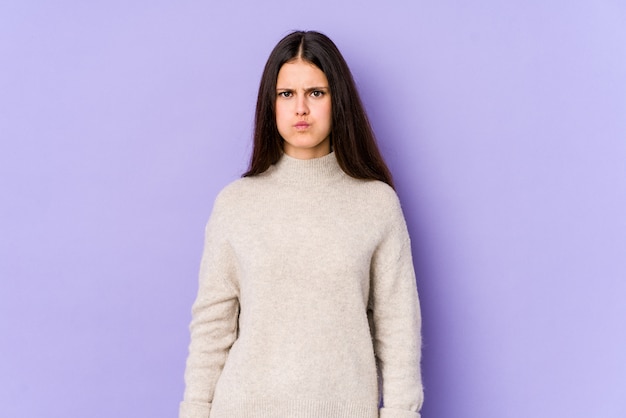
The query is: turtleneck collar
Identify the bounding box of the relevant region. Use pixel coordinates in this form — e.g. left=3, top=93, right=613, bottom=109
left=268, top=152, right=344, bottom=186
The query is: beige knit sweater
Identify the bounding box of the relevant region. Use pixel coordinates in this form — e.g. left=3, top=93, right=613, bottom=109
left=180, top=152, right=423, bottom=418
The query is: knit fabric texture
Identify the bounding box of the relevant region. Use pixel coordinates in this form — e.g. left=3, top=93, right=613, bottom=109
left=180, top=152, right=423, bottom=418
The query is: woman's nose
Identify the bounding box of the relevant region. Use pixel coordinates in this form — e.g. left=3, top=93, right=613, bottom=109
left=295, top=96, right=309, bottom=116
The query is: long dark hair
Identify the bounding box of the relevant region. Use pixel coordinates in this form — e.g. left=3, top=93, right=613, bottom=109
left=243, top=30, right=394, bottom=188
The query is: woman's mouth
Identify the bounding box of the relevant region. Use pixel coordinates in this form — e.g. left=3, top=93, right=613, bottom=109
left=294, top=122, right=310, bottom=130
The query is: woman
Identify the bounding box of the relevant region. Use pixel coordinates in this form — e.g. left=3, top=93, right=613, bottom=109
left=180, top=30, right=423, bottom=418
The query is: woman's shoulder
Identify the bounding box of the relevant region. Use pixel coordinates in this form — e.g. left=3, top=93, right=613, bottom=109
left=203, top=177, right=261, bottom=226
left=212, top=176, right=260, bottom=207
left=339, top=177, right=405, bottom=223
left=347, top=177, right=401, bottom=206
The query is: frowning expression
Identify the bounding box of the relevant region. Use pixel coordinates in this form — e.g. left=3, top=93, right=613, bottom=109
left=275, top=59, right=332, bottom=159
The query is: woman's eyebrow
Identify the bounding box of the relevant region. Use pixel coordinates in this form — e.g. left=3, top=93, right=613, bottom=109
left=276, top=86, right=329, bottom=91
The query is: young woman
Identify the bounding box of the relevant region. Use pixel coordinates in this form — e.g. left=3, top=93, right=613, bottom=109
left=179, top=31, right=423, bottom=418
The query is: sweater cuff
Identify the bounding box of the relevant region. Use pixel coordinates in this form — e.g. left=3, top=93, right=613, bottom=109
left=179, top=401, right=211, bottom=418
left=380, top=407, right=421, bottom=418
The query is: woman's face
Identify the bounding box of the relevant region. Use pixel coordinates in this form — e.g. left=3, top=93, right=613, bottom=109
left=275, top=59, right=332, bottom=159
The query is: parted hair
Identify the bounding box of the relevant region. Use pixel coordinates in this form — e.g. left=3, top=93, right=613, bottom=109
left=243, top=30, right=394, bottom=188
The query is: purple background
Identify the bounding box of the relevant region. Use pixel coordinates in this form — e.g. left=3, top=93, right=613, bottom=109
left=1, top=1, right=625, bottom=417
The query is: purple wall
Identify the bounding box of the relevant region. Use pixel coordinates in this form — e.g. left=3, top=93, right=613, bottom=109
left=1, top=1, right=625, bottom=417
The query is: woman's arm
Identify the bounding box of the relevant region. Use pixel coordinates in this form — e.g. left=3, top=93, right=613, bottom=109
left=179, top=197, right=240, bottom=418
left=370, top=195, right=423, bottom=418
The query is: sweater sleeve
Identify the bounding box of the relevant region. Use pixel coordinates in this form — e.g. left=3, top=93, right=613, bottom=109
left=369, top=194, right=423, bottom=418
left=179, top=196, right=240, bottom=418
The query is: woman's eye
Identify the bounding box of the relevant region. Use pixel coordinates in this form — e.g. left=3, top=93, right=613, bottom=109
left=311, top=90, right=325, bottom=98
left=278, top=91, right=292, bottom=98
